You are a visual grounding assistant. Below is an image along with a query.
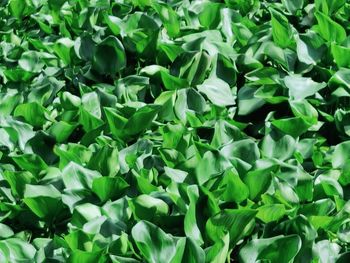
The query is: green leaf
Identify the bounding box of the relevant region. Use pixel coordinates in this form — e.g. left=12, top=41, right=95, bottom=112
left=92, top=177, right=129, bottom=202
left=261, top=128, right=296, bottom=161
left=282, top=0, right=304, bottom=14
left=239, top=235, right=302, bottom=263
left=335, top=109, right=350, bottom=137
left=62, top=162, right=102, bottom=190
left=315, top=0, right=346, bottom=15
left=331, top=43, right=350, bottom=68
left=256, top=204, right=286, bottom=223
left=68, top=250, right=107, bottom=263
left=206, top=209, right=257, bottom=246
left=219, top=169, right=249, bottom=203
left=3, top=170, right=35, bottom=198
left=48, top=121, right=77, bottom=143
left=153, top=3, right=180, bottom=37
left=198, top=2, right=222, bottom=29
left=284, top=75, right=327, bottom=100
left=224, top=0, right=259, bottom=16
left=53, top=38, right=74, bottom=65
left=48, top=0, right=66, bottom=10
left=270, top=8, right=294, bottom=48
left=11, top=153, right=48, bottom=176
left=175, top=88, right=206, bottom=121
left=220, top=139, right=260, bottom=164
left=14, top=102, right=48, bottom=127
left=131, top=221, right=176, bottom=263
left=123, top=105, right=160, bottom=136
left=210, top=54, right=237, bottom=86
left=312, top=240, right=341, bottom=263
left=172, top=51, right=212, bottom=86
left=104, top=107, right=128, bottom=139
left=338, top=221, right=350, bottom=243
left=314, top=11, right=346, bottom=43
left=205, top=234, right=229, bottom=263
left=18, top=51, right=45, bottom=73
left=87, top=145, right=120, bottom=177
left=24, top=184, right=63, bottom=220
left=330, top=68, right=350, bottom=89
left=195, top=151, right=231, bottom=184
left=93, top=36, right=126, bottom=75
left=0, top=238, right=36, bottom=262
left=129, top=195, right=169, bottom=221
left=9, top=0, right=28, bottom=18
left=332, top=141, right=350, bottom=168
left=197, top=78, right=235, bottom=107
left=244, top=167, right=273, bottom=200
left=184, top=185, right=204, bottom=246
left=296, top=32, right=325, bottom=65
left=171, top=237, right=205, bottom=263
left=104, top=15, right=122, bottom=35
left=105, top=105, right=160, bottom=139
left=70, top=203, right=102, bottom=228
left=0, top=224, right=14, bottom=239
left=237, top=86, right=265, bottom=115
left=290, top=100, right=318, bottom=125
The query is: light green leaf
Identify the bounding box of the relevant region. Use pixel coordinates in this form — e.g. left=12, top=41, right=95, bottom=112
left=18, top=51, right=45, bottom=73
left=62, top=162, right=102, bottom=190
left=197, top=78, right=235, bottom=107
left=132, top=221, right=176, bottom=263
left=270, top=8, right=294, bottom=48
left=239, top=235, right=302, bottom=263
left=92, top=177, right=129, bottom=202
left=256, top=204, right=286, bottom=223
left=153, top=3, right=180, bottom=37
left=314, top=11, right=346, bottom=43
left=206, top=209, right=257, bottom=246
left=331, top=43, right=350, bottom=68
left=284, top=75, right=327, bottom=100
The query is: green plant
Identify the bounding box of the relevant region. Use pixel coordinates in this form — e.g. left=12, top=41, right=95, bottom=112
left=0, top=0, right=350, bottom=262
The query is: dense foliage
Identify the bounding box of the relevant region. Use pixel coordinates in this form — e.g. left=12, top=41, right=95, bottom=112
left=1, top=0, right=350, bottom=262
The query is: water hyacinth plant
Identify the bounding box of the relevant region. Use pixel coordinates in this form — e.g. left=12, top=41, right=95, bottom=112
left=0, top=0, right=350, bottom=262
